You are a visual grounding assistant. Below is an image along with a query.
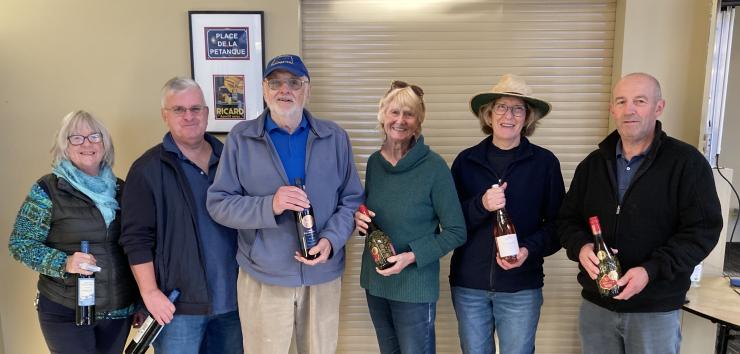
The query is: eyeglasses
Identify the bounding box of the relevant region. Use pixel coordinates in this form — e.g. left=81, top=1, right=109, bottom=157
left=165, top=105, right=207, bottom=116
left=493, top=104, right=526, bottom=118
left=388, top=80, right=424, bottom=98
left=68, top=133, right=103, bottom=146
left=266, top=78, right=309, bottom=91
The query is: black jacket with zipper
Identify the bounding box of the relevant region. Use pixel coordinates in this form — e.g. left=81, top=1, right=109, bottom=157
left=558, top=121, right=722, bottom=312
left=37, top=174, right=136, bottom=313
left=119, top=134, right=224, bottom=315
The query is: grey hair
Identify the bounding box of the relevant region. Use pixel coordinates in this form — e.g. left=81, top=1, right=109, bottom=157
left=619, top=72, right=663, bottom=100
left=50, top=110, right=115, bottom=167
left=377, top=86, right=426, bottom=137
left=160, top=77, right=203, bottom=108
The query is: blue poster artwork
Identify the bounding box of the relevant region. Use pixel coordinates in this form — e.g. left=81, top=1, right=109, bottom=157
left=205, top=27, right=249, bottom=60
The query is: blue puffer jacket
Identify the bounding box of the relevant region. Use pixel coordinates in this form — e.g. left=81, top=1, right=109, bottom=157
left=450, top=136, right=565, bottom=292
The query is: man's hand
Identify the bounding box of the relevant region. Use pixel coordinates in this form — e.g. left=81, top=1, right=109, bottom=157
left=578, top=243, right=599, bottom=280
left=272, top=185, right=309, bottom=215
left=613, top=267, right=649, bottom=300
left=376, top=252, right=416, bottom=276
left=496, top=247, right=529, bottom=270
left=140, top=288, right=176, bottom=325
left=295, top=238, right=332, bottom=266
left=65, top=252, right=97, bottom=276
left=482, top=182, right=508, bottom=212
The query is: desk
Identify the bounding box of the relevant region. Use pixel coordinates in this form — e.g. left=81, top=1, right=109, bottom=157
left=682, top=277, right=740, bottom=353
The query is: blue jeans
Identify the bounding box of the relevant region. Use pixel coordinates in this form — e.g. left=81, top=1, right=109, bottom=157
left=579, top=299, right=681, bottom=354
left=154, top=310, right=243, bottom=354
left=451, top=286, right=543, bottom=354
left=366, top=291, right=437, bottom=354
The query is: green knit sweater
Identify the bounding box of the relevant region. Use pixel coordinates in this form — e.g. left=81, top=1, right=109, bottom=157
left=360, top=136, right=466, bottom=303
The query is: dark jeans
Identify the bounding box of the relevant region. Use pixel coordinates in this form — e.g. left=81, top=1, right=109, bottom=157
left=366, top=291, right=437, bottom=354
left=37, top=293, right=131, bottom=354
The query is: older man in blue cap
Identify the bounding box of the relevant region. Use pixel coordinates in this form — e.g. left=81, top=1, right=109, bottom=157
left=207, top=54, right=363, bottom=353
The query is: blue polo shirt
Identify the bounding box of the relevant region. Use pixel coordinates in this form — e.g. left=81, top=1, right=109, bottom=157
left=265, top=112, right=309, bottom=185
left=615, top=139, right=648, bottom=203
left=163, top=133, right=238, bottom=315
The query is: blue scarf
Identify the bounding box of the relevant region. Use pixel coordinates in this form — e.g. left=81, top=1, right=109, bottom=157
left=52, top=159, right=119, bottom=227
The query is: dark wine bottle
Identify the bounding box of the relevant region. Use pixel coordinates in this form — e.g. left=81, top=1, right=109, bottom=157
left=589, top=216, right=622, bottom=297
left=358, top=204, right=396, bottom=270
left=76, top=240, right=95, bottom=326
left=124, top=289, right=181, bottom=354
left=294, top=178, right=319, bottom=260
left=491, top=185, right=519, bottom=263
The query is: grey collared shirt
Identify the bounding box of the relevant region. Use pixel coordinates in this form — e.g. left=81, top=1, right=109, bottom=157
left=615, top=139, right=647, bottom=203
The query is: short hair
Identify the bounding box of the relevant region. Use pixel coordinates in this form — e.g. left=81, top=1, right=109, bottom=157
left=160, top=77, right=204, bottom=108
left=51, top=110, right=115, bottom=167
left=377, top=86, right=426, bottom=137
left=618, top=72, right=663, bottom=100
left=477, top=97, right=540, bottom=137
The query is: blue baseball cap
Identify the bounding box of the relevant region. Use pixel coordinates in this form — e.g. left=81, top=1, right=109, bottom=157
left=263, top=54, right=310, bottom=80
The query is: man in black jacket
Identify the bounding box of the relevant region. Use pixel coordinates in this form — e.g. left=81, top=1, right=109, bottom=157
left=119, top=77, right=242, bottom=354
left=558, top=72, right=722, bottom=354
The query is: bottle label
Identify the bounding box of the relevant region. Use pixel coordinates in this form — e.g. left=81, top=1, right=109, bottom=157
left=133, top=316, right=155, bottom=342
left=598, top=271, right=619, bottom=291
left=596, top=250, right=607, bottom=261
left=77, top=278, right=95, bottom=306
left=301, top=215, right=314, bottom=229
left=496, top=233, right=519, bottom=257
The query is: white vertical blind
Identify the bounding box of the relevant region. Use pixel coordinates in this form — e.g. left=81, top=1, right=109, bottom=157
left=301, top=1, right=616, bottom=353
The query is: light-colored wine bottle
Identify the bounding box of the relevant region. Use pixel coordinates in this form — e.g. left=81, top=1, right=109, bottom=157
left=589, top=216, right=622, bottom=297
left=492, top=184, right=518, bottom=263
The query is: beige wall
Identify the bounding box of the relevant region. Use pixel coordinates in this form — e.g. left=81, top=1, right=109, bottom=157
left=0, top=1, right=299, bottom=353
left=613, top=0, right=716, bottom=145
left=0, top=0, right=722, bottom=353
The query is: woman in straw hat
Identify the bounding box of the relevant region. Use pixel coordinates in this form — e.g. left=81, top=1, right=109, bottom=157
left=449, top=74, right=565, bottom=354
left=354, top=81, right=466, bottom=354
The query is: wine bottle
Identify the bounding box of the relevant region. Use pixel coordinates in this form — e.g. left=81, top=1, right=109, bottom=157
left=589, top=216, right=622, bottom=297
left=358, top=204, right=396, bottom=270
left=76, top=240, right=95, bottom=326
left=294, top=178, right=319, bottom=260
left=124, top=289, right=181, bottom=354
left=491, top=185, right=519, bottom=263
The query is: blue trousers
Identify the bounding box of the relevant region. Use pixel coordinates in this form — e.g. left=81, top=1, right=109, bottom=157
left=366, top=291, right=437, bottom=354
left=37, top=293, right=131, bottom=354
left=451, top=286, right=543, bottom=354
left=579, top=299, right=681, bottom=354
left=154, top=310, right=243, bottom=354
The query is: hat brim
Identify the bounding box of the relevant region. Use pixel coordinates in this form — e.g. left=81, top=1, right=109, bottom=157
left=469, top=92, right=551, bottom=119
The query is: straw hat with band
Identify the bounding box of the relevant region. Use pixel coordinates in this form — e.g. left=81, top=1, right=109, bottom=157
left=469, top=74, right=551, bottom=120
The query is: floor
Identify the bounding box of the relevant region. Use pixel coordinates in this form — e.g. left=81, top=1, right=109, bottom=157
left=724, top=242, right=740, bottom=354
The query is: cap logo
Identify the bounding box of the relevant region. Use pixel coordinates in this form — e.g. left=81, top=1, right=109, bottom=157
left=271, top=55, right=295, bottom=65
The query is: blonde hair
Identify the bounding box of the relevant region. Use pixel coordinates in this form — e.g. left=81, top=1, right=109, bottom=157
left=50, top=110, right=115, bottom=167
left=377, top=86, right=426, bottom=137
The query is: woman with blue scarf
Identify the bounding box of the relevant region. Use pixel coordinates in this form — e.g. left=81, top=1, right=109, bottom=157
left=9, top=110, right=137, bottom=354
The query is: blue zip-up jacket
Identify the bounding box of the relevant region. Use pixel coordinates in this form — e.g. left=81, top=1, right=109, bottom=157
left=207, top=109, right=364, bottom=287
left=450, top=136, right=565, bottom=292
left=120, top=133, right=226, bottom=315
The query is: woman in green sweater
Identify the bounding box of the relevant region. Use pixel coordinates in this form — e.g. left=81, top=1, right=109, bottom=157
left=354, top=81, right=466, bottom=354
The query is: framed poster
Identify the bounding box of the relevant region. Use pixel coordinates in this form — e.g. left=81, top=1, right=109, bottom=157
left=189, top=11, right=265, bottom=132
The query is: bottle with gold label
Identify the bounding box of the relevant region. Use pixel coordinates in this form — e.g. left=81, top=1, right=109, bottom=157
left=589, top=216, right=621, bottom=297
left=294, top=178, right=319, bottom=260
left=359, top=204, right=396, bottom=270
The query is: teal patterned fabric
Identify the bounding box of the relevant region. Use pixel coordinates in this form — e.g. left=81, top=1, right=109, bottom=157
left=9, top=183, right=134, bottom=319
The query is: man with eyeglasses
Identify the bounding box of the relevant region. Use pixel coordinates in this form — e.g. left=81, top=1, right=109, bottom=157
left=207, top=54, right=363, bottom=353
left=120, top=77, right=242, bottom=354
